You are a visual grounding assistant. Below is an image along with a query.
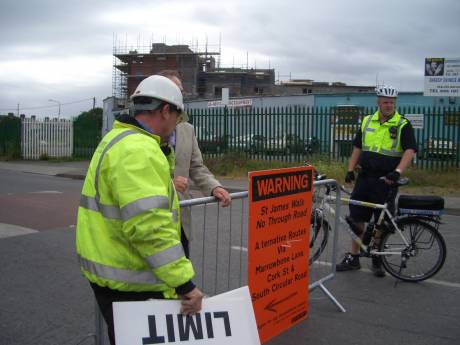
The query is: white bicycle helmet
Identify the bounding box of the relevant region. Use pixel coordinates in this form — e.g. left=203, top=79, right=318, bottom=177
left=130, top=75, right=184, bottom=112
left=375, top=85, right=398, bottom=98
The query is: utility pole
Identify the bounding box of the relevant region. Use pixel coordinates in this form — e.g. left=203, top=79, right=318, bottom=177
left=48, top=99, right=61, bottom=119
left=93, top=97, right=96, bottom=109
left=17, top=103, right=19, bottom=117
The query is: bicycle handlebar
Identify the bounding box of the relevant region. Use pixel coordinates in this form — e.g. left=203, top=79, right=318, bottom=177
left=308, top=162, right=410, bottom=194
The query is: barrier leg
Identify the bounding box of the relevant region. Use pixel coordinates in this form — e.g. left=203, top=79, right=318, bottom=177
left=309, top=274, right=346, bottom=313
left=318, top=282, right=346, bottom=313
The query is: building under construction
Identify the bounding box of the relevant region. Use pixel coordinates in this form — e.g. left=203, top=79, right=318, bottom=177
left=113, top=42, right=275, bottom=101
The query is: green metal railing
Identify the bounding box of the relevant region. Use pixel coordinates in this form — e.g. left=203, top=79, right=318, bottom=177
left=3, top=106, right=459, bottom=169
left=187, top=106, right=460, bottom=170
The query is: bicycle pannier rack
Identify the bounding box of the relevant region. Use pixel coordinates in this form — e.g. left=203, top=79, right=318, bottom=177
left=398, top=195, right=444, bottom=216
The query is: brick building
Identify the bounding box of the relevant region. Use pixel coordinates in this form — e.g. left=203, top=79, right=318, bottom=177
left=113, top=43, right=275, bottom=101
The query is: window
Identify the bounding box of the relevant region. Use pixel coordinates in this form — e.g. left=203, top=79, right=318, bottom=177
left=254, top=87, right=264, bottom=94
left=214, top=87, right=222, bottom=97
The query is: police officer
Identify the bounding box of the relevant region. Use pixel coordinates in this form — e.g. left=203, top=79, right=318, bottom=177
left=76, top=75, right=203, bottom=345
left=336, top=85, right=417, bottom=277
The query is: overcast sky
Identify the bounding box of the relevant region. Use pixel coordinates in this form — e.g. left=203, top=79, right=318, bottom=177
left=0, top=0, right=458, bottom=118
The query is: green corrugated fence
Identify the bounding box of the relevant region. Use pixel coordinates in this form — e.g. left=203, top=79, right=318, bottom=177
left=187, top=105, right=460, bottom=170
left=73, top=112, right=102, bottom=159
left=0, top=115, right=21, bottom=159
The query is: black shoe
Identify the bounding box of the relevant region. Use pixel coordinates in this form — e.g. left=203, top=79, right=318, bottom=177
left=336, top=253, right=361, bottom=271
left=371, top=257, right=386, bottom=277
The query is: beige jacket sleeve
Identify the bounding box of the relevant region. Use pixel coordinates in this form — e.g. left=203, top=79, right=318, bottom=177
left=174, top=122, right=222, bottom=240
left=174, top=122, right=221, bottom=196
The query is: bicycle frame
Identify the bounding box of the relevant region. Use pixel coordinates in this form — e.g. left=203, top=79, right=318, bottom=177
left=322, top=194, right=410, bottom=256
left=311, top=172, right=447, bottom=285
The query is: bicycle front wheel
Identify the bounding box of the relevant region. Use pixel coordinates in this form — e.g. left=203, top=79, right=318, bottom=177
left=309, top=208, right=330, bottom=265
left=379, top=218, right=446, bottom=282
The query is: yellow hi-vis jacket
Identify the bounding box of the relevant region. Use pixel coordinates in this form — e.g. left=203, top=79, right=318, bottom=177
left=361, top=110, right=408, bottom=157
left=76, top=120, right=194, bottom=295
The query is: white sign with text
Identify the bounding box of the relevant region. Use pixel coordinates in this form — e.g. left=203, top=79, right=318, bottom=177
left=113, top=286, right=260, bottom=345
left=207, top=98, right=253, bottom=108
left=405, top=114, right=424, bottom=129
left=424, top=58, right=460, bottom=96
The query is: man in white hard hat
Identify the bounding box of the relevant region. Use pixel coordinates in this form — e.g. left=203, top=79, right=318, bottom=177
left=76, top=75, right=203, bottom=345
left=157, top=70, right=231, bottom=257
left=337, top=85, right=417, bottom=277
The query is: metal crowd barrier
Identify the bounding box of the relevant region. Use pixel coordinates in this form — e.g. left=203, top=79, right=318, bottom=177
left=308, top=179, right=345, bottom=312
left=182, top=180, right=343, bottom=309
left=83, top=180, right=343, bottom=344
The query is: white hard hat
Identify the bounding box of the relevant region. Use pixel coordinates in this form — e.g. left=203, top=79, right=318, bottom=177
left=130, top=75, right=184, bottom=112
left=375, top=85, right=398, bottom=98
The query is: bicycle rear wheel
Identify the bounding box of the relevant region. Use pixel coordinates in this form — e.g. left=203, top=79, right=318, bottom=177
left=309, top=208, right=330, bottom=265
left=379, top=218, right=446, bottom=282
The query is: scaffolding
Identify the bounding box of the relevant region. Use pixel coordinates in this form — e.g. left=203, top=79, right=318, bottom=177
left=112, top=35, right=220, bottom=100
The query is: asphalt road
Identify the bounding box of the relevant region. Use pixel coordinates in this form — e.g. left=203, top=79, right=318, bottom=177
left=0, top=169, right=459, bottom=344
left=0, top=169, right=82, bottom=232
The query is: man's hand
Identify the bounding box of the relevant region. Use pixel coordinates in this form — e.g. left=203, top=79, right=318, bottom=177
left=383, top=170, right=400, bottom=185
left=180, top=287, right=204, bottom=315
left=212, top=186, right=231, bottom=207
left=345, top=171, right=355, bottom=184
left=173, top=176, right=188, bottom=193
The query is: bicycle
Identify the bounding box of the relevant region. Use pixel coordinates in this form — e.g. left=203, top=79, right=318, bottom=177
left=309, top=173, right=447, bottom=282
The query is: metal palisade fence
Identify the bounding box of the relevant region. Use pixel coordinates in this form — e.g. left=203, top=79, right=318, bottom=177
left=187, top=105, right=460, bottom=170
left=21, top=117, right=73, bottom=159
left=0, top=115, right=101, bottom=160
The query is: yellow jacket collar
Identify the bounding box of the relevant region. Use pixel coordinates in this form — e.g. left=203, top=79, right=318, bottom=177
left=371, top=111, right=401, bottom=125
left=113, top=120, right=161, bottom=143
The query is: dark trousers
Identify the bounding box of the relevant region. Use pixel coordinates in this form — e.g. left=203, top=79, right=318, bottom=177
left=181, top=226, right=190, bottom=258
left=90, top=283, right=164, bottom=345
left=349, top=174, right=396, bottom=223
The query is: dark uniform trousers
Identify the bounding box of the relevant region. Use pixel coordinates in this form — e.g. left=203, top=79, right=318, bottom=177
left=350, top=173, right=395, bottom=223
left=90, top=283, right=164, bottom=345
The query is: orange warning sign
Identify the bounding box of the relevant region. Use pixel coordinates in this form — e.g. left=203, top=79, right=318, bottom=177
left=248, top=166, right=313, bottom=344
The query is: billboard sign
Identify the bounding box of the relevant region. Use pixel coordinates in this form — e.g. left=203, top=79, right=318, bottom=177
left=424, top=58, right=460, bottom=96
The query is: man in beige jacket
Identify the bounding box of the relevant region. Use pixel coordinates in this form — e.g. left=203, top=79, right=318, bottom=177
left=174, top=121, right=231, bottom=255
left=158, top=70, right=231, bottom=257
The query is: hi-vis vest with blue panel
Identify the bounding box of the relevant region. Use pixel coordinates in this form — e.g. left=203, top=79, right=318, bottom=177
left=76, top=120, right=194, bottom=295
left=361, top=111, right=408, bottom=157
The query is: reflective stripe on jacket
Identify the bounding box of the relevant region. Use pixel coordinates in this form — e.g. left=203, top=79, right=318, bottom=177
left=76, top=120, right=194, bottom=294
left=361, top=111, right=408, bottom=157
